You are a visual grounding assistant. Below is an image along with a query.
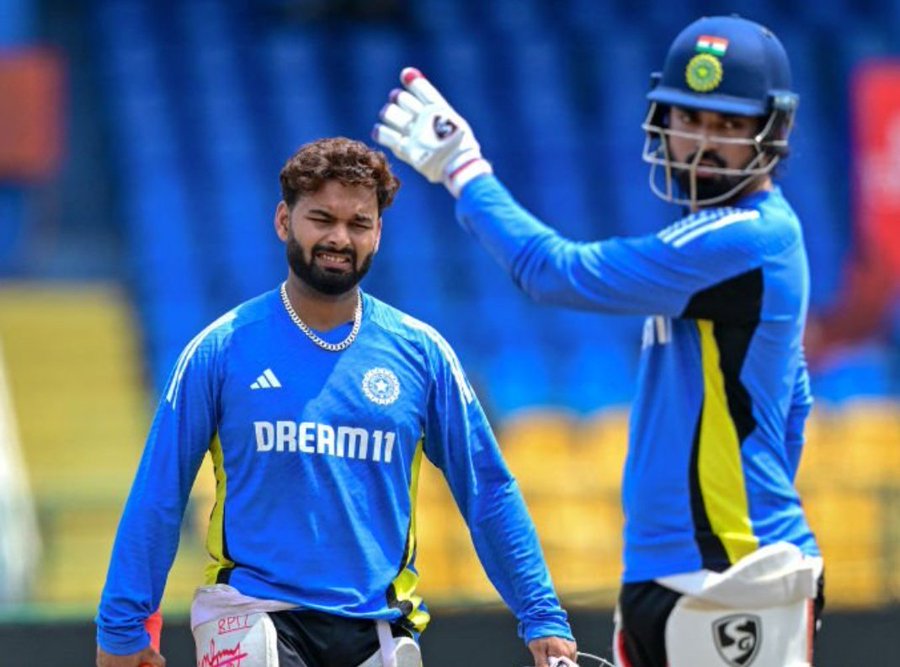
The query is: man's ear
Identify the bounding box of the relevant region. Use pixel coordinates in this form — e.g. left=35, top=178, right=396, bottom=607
left=274, top=201, right=290, bottom=242
left=374, top=217, right=383, bottom=253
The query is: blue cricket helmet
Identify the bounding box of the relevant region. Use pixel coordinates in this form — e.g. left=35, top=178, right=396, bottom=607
left=647, top=15, right=798, bottom=117
left=641, top=15, right=799, bottom=208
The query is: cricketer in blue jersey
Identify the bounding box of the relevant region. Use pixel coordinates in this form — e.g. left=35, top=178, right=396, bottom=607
left=96, top=138, right=576, bottom=667
left=376, top=15, right=824, bottom=667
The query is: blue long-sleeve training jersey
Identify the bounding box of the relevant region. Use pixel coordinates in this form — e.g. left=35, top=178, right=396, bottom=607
left=96, top=287, right=572, bottom=654
left=456, top=174, right=820, bottom=583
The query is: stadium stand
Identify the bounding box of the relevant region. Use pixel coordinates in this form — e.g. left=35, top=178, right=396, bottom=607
left=0, top=284, right=215, bottom=606
left=0, top=285, right=149, bottom=604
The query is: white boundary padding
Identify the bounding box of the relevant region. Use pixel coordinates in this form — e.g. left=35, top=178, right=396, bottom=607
left=0, top=335, right=41, bottom=603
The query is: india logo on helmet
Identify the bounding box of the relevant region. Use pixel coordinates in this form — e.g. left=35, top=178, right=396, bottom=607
left=686, top=53, right=723, bottom=92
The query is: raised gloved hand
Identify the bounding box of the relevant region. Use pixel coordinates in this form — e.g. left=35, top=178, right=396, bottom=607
left=373, top=67, right=492, bottom=197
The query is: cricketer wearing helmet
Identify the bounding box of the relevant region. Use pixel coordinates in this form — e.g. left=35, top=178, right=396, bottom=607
left=374, top=15, right=823, bottom=667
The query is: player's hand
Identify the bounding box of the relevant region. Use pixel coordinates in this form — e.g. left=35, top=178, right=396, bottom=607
left=527, top=636, right=578, bottom=667
left=97, top=611, right=165, bottom=667
left=373, top=67, right=492, bottom=197
left=96, top=645, right=165, bottom=667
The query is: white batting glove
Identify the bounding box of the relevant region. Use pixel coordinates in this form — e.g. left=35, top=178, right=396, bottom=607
left=373, top=67, right=492, bottom=197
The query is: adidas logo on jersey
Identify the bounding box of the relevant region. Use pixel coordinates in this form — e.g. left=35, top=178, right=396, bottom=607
left=250, top=368, right=282, bottom=390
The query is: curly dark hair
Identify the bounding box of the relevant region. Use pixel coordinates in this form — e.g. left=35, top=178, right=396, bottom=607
left=279, top=137, right=401, bottom=213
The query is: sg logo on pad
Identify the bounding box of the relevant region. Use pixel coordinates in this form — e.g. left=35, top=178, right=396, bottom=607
left=712, top=614, right=761, bottom=666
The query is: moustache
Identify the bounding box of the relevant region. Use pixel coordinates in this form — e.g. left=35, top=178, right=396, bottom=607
left=686, top=151, right=727, bottom=169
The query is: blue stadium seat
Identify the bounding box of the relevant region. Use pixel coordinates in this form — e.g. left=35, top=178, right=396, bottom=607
left=261, top=31, right=339, bottom=147
left=557, top=0, right=622, bottom=38
left=478, top=0, right=547, bottom=38
left=376, top=164, right=445, bottom=326
left=0, top=0, right=34, bottom=44
left=426, top=32, right=509, bottom=151
left=781, top=0, right=862, bottom=31
left=586, top=31, right=674, bottom=238
left=408, top=0, right=468, bottom=34
left=175, top=1, right=281, bottom=307
left=501, top=37, right=594, bottom=239
left=338, top=26, right=411, bottom=140
left=95, top=0, right=207, bottom=388
left=560, top=335, right=638, bottom=413
left=86, top=0, right=899, bottom=407
left=484, top=343, right=553, bottom=415
left=775, top=27, right=846, bottom=310
left=811, top=342, right=898, bottom=402
left=691, top=0, right=782, bottom=27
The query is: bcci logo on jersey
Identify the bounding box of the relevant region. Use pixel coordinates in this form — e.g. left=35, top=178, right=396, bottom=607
left=362, top=368, right=400, bottom=405
left=712, top=614, right=761, bottom=666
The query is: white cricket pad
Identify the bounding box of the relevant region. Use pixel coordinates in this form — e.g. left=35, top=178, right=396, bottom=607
left=193, top=611, right=279, bottom=667
left=659, top=544, right=821, bottom=666
left=656, top=543, right=822, bottom=608
left=190, top=586, right=420, bottom=667
left=664, top=596, right=813, bottom=666
left=355, top=621, right=422, bottom=667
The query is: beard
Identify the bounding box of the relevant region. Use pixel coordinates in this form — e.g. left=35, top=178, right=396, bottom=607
left=674, top=170, right=744, bottom=203
left=673, top=150, right=749, bottom=204
left=286, top=232, right=373, bottom=296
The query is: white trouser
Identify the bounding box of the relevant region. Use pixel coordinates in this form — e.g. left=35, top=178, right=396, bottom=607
left=615, top=543, right=822, bottom=667
left=190, top=585, right=422, bottom=667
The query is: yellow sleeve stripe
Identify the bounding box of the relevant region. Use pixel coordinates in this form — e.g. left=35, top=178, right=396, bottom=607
left=204, top=434, right=234, bottom=584
left=387, top=438, right=431, bottom=633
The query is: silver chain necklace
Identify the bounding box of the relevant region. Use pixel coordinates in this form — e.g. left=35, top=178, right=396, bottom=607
left=280, top=282, right=362, bottom=352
